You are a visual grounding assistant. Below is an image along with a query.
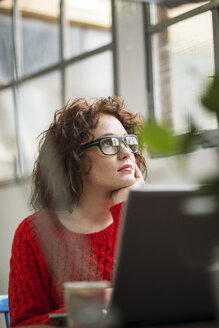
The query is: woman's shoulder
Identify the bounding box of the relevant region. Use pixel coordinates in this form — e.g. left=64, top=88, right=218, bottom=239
left=14, top=209, right=56, bottom=241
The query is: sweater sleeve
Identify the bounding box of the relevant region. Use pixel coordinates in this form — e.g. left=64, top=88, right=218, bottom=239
left=8, top=219, right=64, bottom=327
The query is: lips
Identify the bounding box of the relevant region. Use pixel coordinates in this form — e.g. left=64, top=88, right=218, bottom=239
left=118, top=164, right=133, bottom=172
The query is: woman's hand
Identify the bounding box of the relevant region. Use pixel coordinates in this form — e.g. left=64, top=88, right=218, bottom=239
left=133, top=163, right=145, bottom=189
left=111, top=164, right=145, bottom=205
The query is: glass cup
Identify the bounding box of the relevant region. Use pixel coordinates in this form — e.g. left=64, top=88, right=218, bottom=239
left=64, top=280, right=110, bottom=328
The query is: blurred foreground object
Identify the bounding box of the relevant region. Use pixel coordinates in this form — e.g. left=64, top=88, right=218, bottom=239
left=200, top=75, right=219, bottom=198
left=201, top=76, right=219, bottom=115
left=208, top=246, right=219, bottom=321
left=64, top=281, right=111, bottom=328
left=139, top=119, right=198, bottom=157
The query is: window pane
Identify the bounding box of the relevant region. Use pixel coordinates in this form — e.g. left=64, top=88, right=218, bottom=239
left=66, top=50, right=113, bottom=99
left=0, top=88, right=17, bottom=181
left=19, top=0, right=60, bottom=75
left=152, top=11, right=217, bottom=133
left=68, top=27, right=111, bottom=57
left=0, top=1, right=13, bottom=84
left=65, top=0, right=111, bottom=58
left=19, top=71, right=62, bottom=175
left=150, top=2, right=209, bottom=24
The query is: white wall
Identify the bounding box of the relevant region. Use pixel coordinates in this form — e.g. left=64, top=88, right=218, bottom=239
left=0, top=179, right=31, bottom=326
left=0, top=179, right=32, bottom=294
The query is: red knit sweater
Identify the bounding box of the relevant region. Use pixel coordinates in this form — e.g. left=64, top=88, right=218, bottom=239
left=8, top=202, right=123, bottom=327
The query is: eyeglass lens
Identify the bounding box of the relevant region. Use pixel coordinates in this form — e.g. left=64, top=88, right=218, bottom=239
left=100, top=136, right=138, bottom=155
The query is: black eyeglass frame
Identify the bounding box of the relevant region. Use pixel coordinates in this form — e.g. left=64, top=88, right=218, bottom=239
left=81, top=134, right=139, bottom=156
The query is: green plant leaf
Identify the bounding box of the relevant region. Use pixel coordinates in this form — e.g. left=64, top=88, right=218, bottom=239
left=177, top=122, right=198, bottom=154
left=139, top=120, right=177, bottom=156
left=201, top=76, right=219, bottom=114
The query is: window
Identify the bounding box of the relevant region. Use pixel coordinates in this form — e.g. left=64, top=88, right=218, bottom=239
left=146, top=1, right=219, bottom=136
left=19, top=71, right=62, bottom=174
left=0, top=0, right=113, bottom=183
left=66, top=51, right=113, bottom=99
left=66, top=0, right=111, bottom=57
left=152, top=2, right=209, bottom=22
left=0, top=11, right=13, bottom=83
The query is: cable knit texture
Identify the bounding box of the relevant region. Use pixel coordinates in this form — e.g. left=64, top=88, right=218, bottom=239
left=9, top=202, right=124, bottom=327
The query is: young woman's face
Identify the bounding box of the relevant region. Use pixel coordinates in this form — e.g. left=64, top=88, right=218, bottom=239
left=83, top=114, right=136, bottom=194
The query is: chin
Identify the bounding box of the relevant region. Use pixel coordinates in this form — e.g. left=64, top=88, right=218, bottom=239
left=117, top=176, right=136, bottom=189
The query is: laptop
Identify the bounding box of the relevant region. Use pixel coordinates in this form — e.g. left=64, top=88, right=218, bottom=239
left=109, top=186, right=219, bottom=326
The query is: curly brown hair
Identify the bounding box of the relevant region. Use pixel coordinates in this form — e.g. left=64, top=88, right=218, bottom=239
left=30, top=97, right=147, bottom=211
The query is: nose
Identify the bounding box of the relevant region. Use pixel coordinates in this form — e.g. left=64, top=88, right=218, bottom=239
left=118, top=142, right=132, bottom=159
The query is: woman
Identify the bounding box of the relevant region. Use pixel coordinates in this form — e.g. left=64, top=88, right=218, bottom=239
left=8, top=97, right=146, bottom=326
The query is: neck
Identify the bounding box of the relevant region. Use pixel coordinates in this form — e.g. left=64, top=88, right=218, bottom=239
left=75, top=187, right=113, bottom=223
left=57, top=187, right=114, bottom=233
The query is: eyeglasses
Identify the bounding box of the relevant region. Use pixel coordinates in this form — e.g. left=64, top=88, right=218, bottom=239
left=81, top=134, right=139, bottom=156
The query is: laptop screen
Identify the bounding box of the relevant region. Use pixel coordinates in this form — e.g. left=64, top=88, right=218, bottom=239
left=110, top=187, right=219, bottom=326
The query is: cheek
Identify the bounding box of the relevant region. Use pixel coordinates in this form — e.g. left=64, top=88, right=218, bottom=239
left=81, top=155, right=92, bottom=174
left=86, top=153, right=113, bottom=177
left=94, top=158, right=115, bottom=174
